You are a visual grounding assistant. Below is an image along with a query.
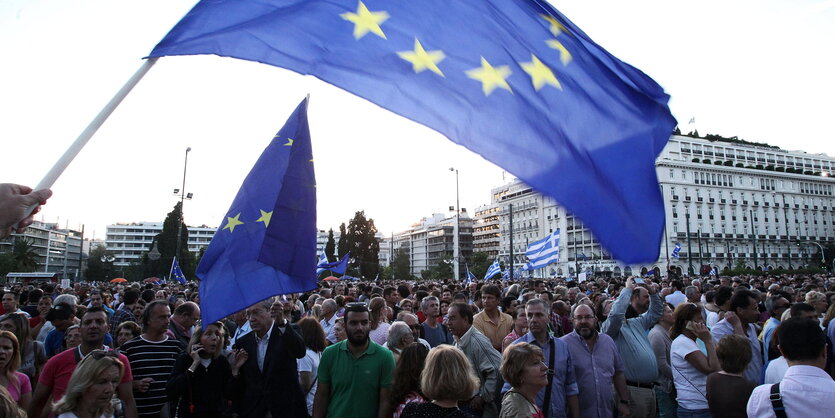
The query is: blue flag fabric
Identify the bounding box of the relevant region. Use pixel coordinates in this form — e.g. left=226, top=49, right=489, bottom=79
left=484, top=258, right=501, bottom=280
left=169, top=257, right=187, bottom=285
left=672, top=242, right=682, bottom=258
left=317, top=252, right=350, bottom=276
left=466, top=264, right=477, bottom=282
left=149, top=0, right=675, bottom=264
left=526, top=229, right=560, bottom=269
left=195, top=98, right=318, bottom=325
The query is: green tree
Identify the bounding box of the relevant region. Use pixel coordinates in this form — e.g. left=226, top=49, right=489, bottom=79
left=337, top=223, right=348, bottom=258
left=421, top=253, right=453, bottom=281
left=0, top=253, right=16, bottom=278
left=390, top=247, right=411, bottom=280
left=12, top=239, right=38, bottom=272
left=468, top=252, right=491, bottom=280
left=342, top=211, right=380, bottom=279
left=84, top=244, right=110, bottom=282
left=325, top=229, right=336, bottom=262
left=143, top=202, right=196, bottom=280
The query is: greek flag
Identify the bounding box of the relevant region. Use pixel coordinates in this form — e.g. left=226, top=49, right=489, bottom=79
left=484, top=258, right=501, bottom=280
left=672, top=243, right=682, bottom=258
left=526, top=229, right=560, bottom=269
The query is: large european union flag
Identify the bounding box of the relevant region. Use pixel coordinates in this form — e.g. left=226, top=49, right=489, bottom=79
left=149, top=0, right=675, bottom=263
left=195, top=98, right=317, bottom=325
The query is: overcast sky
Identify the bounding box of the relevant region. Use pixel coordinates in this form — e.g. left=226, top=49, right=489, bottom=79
left=1, top=0, right=833, bottom=241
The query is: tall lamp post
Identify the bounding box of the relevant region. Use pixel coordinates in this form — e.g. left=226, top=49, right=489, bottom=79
left=175, top=147, right=192, bottom=265
left=773, top=192, right=792, bottom=270
left=449, top=167, right=459, bottom=282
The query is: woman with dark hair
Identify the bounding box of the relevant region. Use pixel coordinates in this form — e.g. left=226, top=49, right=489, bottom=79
left=297, top=316, right=327, bottom=417
left=113, top=321, right=141, bottom=350
left=368, top=297, right=391, bottom=345
left=500, top=297, right=517, bottom=316
left=501, top=306, right=527, bottom=352
left=166, top=321, right=247, bottom=417
left=390, top=343, right=429, bottom=418
left=670, top=303, right=719, bottom=418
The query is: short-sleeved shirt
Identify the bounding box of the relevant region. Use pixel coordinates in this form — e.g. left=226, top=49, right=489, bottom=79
left=38, top=346, right=133, bottom=403
left=560, top=330, right=623, bottom=418
left=473, top=310, right=513, bottom=350
left=671, top=335, right=709, bottom=410
left=297, top=348, right=321, bottom=416
left=317, top=339, right=395, bottom=418
left=4, top=371, right=31, bottom=401
left=119, top=336, right=184, bottom=418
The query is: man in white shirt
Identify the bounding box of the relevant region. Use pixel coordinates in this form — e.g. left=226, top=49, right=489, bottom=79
left=664, top=281, right=686, bottom=307
left=747, top=317, right=835, bottom=416
left=319, top=299, right=338, bottom=343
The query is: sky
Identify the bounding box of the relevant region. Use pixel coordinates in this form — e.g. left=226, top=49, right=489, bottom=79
left=1, top=0, right=833, bottom=242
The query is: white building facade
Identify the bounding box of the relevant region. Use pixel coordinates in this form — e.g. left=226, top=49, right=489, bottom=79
left=0, top=221, right=84, bottom=279
left=105, top=222, right=216, bottom=267
left=393, top=212, right=473, bottom=279
left=478, top=134, right=834, bottom=278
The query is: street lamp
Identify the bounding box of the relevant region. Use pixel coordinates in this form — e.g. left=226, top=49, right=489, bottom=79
left=772, top=192, right=792, bottom=270
left=175, top=147, right=192, bottom=265
left=101, top=254, right=115, bottom=280
left=449, top=167, right=460, bottom=281
left=797, top=240, right=826, bottom=268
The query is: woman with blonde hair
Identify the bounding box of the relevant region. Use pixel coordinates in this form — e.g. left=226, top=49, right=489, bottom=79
left=401, top=345, right=478, bottom=417
left=0, top=331, right=30, bottom=410
left=0, top=312, right=46, bottom=383
left=52, top=350, right=123, bottom=418
left=500, top=342, right=548, bottom=417
left=368, top=297, right=391, bottom=345
left=0, top=386, right=25, bottom=418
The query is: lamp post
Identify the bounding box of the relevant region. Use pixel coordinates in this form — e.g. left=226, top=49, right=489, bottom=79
left=175, top=147, right=192, bottom=266
left=101, top=255, right=115, bottom=281
left=449, top=167, right=460, bottom=281
left=685, top=207, right=694, bottom=276
left=797, top=241, right=826, bottom=268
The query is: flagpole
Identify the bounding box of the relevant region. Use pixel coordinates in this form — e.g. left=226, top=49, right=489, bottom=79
left=28, top=58, right=158, bottom=210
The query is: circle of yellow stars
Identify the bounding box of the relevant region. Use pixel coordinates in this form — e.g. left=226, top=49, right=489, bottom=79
left=339, top=1, right=573, bottom=96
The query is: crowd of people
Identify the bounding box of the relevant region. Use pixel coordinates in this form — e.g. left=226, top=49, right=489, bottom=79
left=0, top=273, right=829, bottom=417
left=1, top=184, right=835, bottom=417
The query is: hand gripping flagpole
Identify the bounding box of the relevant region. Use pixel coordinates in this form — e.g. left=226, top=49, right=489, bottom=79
left=25, top=58, right=158, bottom=216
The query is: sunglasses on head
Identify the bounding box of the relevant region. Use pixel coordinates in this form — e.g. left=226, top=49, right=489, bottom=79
left=87, top=350, right=118, bottom=360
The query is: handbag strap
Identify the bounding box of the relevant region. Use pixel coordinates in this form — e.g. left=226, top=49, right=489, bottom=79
left=542, top=339, right=556, bottom=417
left=770, top=383, right=787, bottom=418
left=671, top=362, right=707, bottom=401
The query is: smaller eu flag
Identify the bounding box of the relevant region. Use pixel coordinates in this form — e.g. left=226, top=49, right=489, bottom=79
left=484, top=258, right=502, bottom=280
left=317, top=252, right=350, bottom=276
left=196, top=98, right=318, bottom=325
left=169, top=257, right=187, bottom=285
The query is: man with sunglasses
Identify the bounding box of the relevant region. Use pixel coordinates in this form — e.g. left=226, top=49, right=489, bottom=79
left=29, top=306, right=138, bottom=418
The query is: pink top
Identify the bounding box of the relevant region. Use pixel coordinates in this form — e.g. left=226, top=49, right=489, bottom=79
left=4, top=371, right=32, bottom=401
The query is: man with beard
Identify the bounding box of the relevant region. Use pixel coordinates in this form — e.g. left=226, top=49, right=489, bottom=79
left=504, top=298, right=580, bottom=418
left=29, top=306, right=138, bottom=418
left=313, top=302, right=395, bottom=418
left=601, top=277, right=665, bottom=418
left=561, top=304, right=629, bottom=418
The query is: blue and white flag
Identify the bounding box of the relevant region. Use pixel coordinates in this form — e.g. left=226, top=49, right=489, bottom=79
left=149, top=0, right=676, bottom=264
left=672, top=243, right=682, bottom=258
left=484, top=258, right=501, bottom=280
left=526, top=229, right=560, bottom=269
left=317, top=252, right=350, bottom=276
left=466, top=264, right=477, bottom=283
left=195, top=98, right=318, bottom=326
left=170, top=257, right=187, bottom=285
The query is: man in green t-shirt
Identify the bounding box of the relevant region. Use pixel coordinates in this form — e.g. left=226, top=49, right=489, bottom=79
left=313, top=302, right=395, bottom=418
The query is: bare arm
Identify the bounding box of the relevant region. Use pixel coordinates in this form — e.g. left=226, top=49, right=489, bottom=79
left=378, top=387, right=391, bottom=418
left=567, top=395, right=580, bottom=418
left=27, top=383, right=51, bottom=418
left=613, top=371, right=629, bottom=402
left=299, top=370, right=313, bottom=393
left=17, top=391, right=31, bottom=413
left=684, top=340, right=720, bottom=375
left=118, top=381, right=139, bottom=418
left=312, top=382, right=331, bottom=418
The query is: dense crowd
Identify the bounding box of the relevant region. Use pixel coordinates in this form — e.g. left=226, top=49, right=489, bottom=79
left=0, top=273, right=831, bottom=417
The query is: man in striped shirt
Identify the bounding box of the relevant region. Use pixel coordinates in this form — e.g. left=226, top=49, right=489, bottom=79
left=120, top=300, right=185, bottom=417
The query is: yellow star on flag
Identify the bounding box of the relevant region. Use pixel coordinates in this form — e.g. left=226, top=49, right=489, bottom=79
left=256, top=209, right=273, bottom=228
left=222, top=213, right=244, bottom=233
left=397, top=39, right=445, bottom=77
left=546, top=39, right=573, bottom=66
left=466, top=57, right=512, bottom=96
left=284, top=138, right=294, bottom=146
left=521, top=54, right=561, bottom=91
left=341, top=1, right=389, bottom=40
left=540, top=14, right=570, bottom=37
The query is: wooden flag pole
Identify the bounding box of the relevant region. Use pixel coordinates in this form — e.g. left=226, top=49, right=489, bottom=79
left=24, top=58, right=158, bottom=217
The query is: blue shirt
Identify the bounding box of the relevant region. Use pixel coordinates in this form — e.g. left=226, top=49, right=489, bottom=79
left=711, top=319, right=763, bottom=384
left=761, top=317, right=780, bottom=363
left=504, top=332, right=579, bottom=418
left=601, top=288, right=663, bottom=383
left=561, top=330, right=624, bottom=418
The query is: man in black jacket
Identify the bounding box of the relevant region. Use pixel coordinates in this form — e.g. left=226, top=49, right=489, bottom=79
left=233, top=297, right=307, bottom=417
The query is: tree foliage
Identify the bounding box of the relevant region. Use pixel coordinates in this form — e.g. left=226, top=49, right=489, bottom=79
left=12, top=239, right=38, bottom=272
left=421, top=252, right=453, bottom=281
left=390, top=247, right=412, bottom=280
left=337, top=223, right=348, bottom=259
left=342, top=211, right=380, bottom=279
left=141, top=202, right=196, bottom=280
left=469, top=252, right=492, bottom=280
left=84, top=244, right=111, bottom=281
left=325, top=229, right=336, bottom=262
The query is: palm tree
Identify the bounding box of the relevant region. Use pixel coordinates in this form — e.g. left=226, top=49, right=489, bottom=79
left=12, top=238, right=39, bottom=272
